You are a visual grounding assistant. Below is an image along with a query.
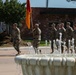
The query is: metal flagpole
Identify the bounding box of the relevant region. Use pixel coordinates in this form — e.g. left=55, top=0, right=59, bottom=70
left=46, top=0, right=49, bottom=8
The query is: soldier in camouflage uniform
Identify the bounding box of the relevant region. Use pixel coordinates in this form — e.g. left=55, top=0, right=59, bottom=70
left=12, top=23, right=21, bottom=55
left=56, top=23, right=66, bottom=53
left=49, top=23, right=57, bottom=53
left=32, top=23, right=41, bottom=54
left=66, top=22, right=73, bottom=53
left=73, top=23, right=76, bottom=53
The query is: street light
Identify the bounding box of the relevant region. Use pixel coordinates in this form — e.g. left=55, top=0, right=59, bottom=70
left=46, top=0, right=49, bottom=8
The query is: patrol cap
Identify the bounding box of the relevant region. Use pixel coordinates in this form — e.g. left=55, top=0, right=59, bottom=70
left=61, top=23, right=64, bottom=26
left=51, top=23, right=55, bottom=27
left=66, top=22, right=71, bottom=25
left=13, top=23, right=18, bottom=26
left=35, top=23, right=39, bottom=27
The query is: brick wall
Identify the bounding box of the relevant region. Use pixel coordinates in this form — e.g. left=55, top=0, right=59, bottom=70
left=21, top=8, right=76, bottom=40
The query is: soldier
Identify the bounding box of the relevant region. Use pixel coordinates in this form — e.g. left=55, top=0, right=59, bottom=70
left=73, top=23, right=76, bottom=53
left=12, top=23, right=21, bottom=55
left=56, top=23, right=66, bottom=53
left=49, top=23, right=57, bottom=53
left=32, top=23, right=41, bottom=54
left=66, top=22, right=73, bottom=53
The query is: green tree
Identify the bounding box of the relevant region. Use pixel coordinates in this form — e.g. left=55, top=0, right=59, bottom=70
left=0, top=0, right=26, bottom=24
left=0, top=0, right=4, bottom=21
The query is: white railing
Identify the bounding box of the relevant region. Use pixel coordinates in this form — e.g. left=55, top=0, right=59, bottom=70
left=15, top=54, right=76, bottom=75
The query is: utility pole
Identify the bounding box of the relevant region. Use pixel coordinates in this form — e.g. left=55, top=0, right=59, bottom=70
left=46, top=0, right=49, bottom=8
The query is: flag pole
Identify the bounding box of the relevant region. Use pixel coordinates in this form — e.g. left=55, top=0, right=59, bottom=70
left=30, top=10, right=34, bottom=31
left=46, top=0, right=49, bottom=8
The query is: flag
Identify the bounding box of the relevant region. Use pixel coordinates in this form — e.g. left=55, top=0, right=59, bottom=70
left=26, top=0, right=31, bottom=29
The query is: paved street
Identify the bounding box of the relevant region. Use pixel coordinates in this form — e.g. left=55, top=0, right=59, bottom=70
left=0, top=57, right=22, bottom=75
left=0, top=46, right=51, bottom=75
left=0, top=46, right=74, bottom=75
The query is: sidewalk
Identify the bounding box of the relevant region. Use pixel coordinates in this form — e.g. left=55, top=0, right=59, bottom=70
left=0, top=46, right=51, bottom=75
left=0, top=46, right=51, bottom=56
left=0, top=47, right=30, bottom=75
left=0, top=52, right=21, bottom=75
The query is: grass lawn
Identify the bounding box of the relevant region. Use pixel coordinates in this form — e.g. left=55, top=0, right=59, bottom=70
left=25, top=40, right=49, bottom=46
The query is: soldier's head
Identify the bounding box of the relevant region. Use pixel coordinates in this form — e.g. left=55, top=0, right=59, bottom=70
left=66, top=22, right=71, bottom=28
left=51, top=23, right=55, bottom=28
left=13, top=23, right=17, bottom=29
left=61, top=23, right=64, bottom=28
left=35, top=23, right=39, bottom=28
left=56, top=23, right=60, bottom=29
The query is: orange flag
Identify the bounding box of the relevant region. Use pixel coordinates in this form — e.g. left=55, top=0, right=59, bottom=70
left=26, top=0, right=31, bottom=29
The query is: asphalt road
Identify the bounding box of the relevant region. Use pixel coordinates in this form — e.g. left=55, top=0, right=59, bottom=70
left=0, top=45, right=74, bottom=75
left=0, top=46, right=51, bottom=75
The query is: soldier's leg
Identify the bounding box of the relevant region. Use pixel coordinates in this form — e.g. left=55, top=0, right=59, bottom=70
left=74, top=40, right=76, bottom=53
left=66, top=40, right=69, bottom=53
left=70, top=39, right=73, bottom=53
left=74, top=45, right=76, bottom=53
left=13, top=41, right=18, bottom=52
left=33, top=47, right=38, bottom=53
left=34, top=40, right=39, bottom=54
left=32, top=39, right=38, bottom=54
left=37, top=40, right=41, bottom=54
left=34, top=45, right=38, bottom=54
left=51, top=40, right=54, bottom=53
left=15, top=40, right=21, bottom=55
left=56, top=39, right=59, bottom=50
left=61, top=44, right=64, bottom=53
left=74, top=46, right=76, bottom=53
left=32, top=40, right=36, bottom=53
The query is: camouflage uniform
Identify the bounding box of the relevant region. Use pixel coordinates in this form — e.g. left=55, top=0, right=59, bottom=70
left=32, top=24, right=41, bottom=54
left=56, top=23, right=66, bottom=53
left=49, top=23, right=57, bottom=53
left=66, top=22, right=73, bottom=53
left=73, top=24, right=76, bottom=53
left=12, top=23, right=21, bottom=55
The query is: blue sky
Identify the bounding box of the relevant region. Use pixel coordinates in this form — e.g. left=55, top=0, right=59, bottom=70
left=3, top=0, right=76, bottom=8
left=18, top=0, right=76, bottom=8
left=18, top=0, right=46, bottom=7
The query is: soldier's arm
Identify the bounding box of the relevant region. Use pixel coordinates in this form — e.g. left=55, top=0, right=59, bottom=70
left=71, top=27, right=74, bottom=38
left=63, top=28, right=66, bottom=41
left=54, top=28, right=57, bottom=39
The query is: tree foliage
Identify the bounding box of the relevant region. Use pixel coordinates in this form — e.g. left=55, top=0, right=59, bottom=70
left=0, top=0, right=26, bottom=24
